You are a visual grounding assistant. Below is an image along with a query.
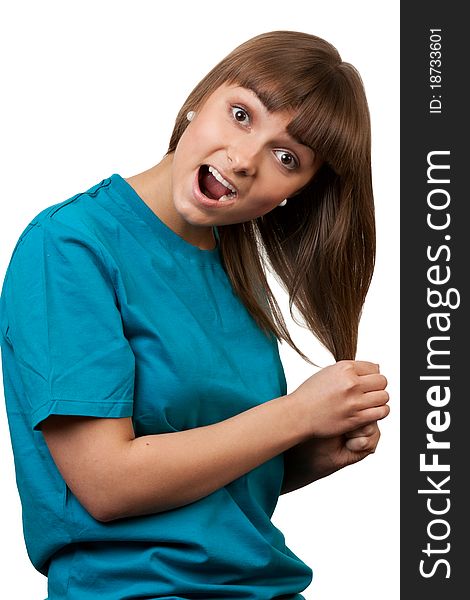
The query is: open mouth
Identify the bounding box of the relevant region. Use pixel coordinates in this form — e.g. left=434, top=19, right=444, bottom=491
left=198, top=165, right=237, bottom=202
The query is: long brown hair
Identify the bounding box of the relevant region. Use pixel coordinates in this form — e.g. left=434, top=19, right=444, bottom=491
left=168, top=31, right=375, bottom=362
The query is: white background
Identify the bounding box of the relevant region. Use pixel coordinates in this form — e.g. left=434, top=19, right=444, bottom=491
left=0, top=1, right=400, bottom=598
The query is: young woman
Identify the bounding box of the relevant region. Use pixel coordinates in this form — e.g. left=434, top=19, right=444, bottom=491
left=0, top=30, right=389, bottom=599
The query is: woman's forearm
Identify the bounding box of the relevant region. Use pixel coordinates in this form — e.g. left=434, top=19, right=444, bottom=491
left=42, top=394, right=309, bottom=522
left=120, top=395, right=308, bottom=518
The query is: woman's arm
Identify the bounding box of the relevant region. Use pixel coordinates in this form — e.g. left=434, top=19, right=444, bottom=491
left=42, top=360, right=389, bottom=521
left=42, top=394, right=305, bottom=522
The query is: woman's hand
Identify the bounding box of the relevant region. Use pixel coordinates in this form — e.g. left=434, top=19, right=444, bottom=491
left=306, top=421, right=381, bottom=477
left=281, top=421, right=382, bottom=494
left=289, top=360, right=389, bottom=439
left=281, top=360, right=390, bottom=495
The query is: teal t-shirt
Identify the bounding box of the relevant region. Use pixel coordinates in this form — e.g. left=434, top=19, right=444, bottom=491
left=0, top=174, right=312, bottom=599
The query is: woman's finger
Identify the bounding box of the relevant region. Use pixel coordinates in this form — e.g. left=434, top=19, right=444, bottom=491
left=344, top=422, right=378, bottom=438
left=345, top=436, right=375, bottom=452
left=357, top=373, right=388, bottom=392
left=350, top=361, right=380, bottom=376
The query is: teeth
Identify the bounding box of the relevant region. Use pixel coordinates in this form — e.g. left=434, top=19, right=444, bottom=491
left=218, top=193, right=236, bottom=202
left=208, top=166, right=237, bottom=194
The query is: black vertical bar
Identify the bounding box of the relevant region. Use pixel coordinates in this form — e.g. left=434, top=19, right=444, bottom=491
left=401, top=1, right=468, bottom=597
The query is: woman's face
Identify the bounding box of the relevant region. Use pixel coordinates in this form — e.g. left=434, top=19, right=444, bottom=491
left=170, top=83, right=321, bottom=230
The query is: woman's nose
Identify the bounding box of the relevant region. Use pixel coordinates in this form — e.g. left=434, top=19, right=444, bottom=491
left=227, top=141, right=260, bottom=177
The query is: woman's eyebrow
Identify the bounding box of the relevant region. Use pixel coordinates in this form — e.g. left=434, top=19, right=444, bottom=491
left=280, top=131, right=316, bottom=158
left=289, top=133, right=314, bottom=152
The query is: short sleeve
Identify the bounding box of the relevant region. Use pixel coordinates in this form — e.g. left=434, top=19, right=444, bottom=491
left=1, top=218, right=135, bottom=429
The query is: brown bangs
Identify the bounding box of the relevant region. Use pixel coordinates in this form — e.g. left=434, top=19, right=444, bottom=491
left=217, top=35, right=370, bottom=177
left=207, top=31, right=340, bottom=113
left=286, top=64, right=371, bottom=176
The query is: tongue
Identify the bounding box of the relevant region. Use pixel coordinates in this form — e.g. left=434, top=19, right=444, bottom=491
left=200, top=170, right=231, bottom=200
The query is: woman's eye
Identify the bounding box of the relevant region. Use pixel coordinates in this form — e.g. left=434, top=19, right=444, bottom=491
left=231, top=106, right=250, bottom=124
left=274, top=150, right=298, bottom=170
